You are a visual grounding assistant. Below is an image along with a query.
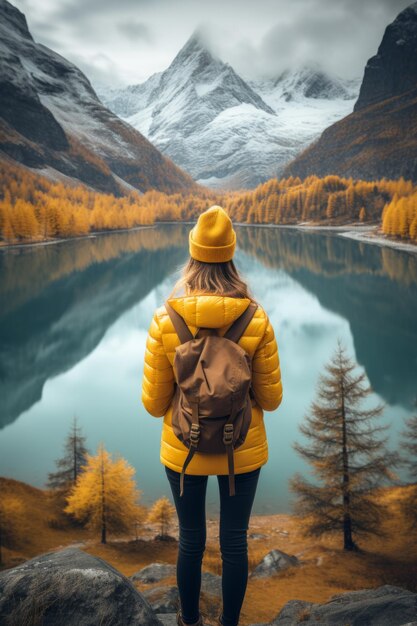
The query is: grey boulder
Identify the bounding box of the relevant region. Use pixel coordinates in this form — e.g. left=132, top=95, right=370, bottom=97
left=201, top=571, right=222, bottom=596
left=131, top=562, right=176, bottom=583
left=271, top=584, right=417, bottom=625
left=143, top=585, right=179, bottom=613
left=155, top=616, right=178, bottom=626
left=131, top=562, right=221, bottom=597
left=0, top=547, right=163, bottom=626
left=250, top=549, right=299, bottom=578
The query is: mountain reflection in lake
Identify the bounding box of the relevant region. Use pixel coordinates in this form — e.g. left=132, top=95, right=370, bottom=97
left=0, top=224, right=416, bottom=515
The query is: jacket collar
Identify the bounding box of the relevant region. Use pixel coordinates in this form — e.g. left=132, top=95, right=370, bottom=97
left=166, top=294, right=251, bottom=329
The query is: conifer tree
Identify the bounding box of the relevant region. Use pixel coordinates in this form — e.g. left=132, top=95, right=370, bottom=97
left=326, top=194, right=337, bottom=220
left=47, top=416, right=89, bottom=492
left=147, top=496, right=176, bottom=538
left=65, top=443, right=145, bottom=544
left=410, top=217, right=417, bottom=241
left=399, top=397, right=417, bottom=533
left=289, top=338, right=400, bottom=551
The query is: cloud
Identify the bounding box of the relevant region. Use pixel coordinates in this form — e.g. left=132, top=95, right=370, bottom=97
left=70, top=52, right=128, bottom=90
left=202, top=0, right=412, bottom=80
left=11, top=0, right=413, bottom=88
left=49, top=0, right=159, bottom=21
left=117, top=20, right=153, bottom=43
left=255, top=2, right=372, bottom=79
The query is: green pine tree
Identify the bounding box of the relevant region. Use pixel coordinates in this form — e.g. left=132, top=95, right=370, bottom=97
left=47, top=416, right=89, bottom=493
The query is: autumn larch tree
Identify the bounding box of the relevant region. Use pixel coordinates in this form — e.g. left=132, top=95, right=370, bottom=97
left=147, top=496, right=176, bottom=539
left=289, top=338, right=400, bottom=551
left=65, top=443, right=145, bottom=544
left=47, top=415, right=89, bottom=494
left=399, top=397, right=417, bottom=534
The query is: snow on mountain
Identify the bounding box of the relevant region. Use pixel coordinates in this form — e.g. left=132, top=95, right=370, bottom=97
left=98, top=33, right=361, bottom=190
left=283, top=2, right=417, bottom=183
left=0, top=0, right=196, bottom=195
left=247, top=60, right=360, bottom=109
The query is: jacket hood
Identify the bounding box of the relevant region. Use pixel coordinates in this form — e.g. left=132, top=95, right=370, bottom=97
left=165, top=294, right=252, bottom=329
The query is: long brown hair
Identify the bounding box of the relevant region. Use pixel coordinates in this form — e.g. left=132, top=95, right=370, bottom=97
left=169, top=257, right=257, bottom=302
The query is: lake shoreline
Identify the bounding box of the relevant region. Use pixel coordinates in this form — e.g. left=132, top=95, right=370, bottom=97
left=234, top=221, right=417, bottom=255
left=0, top=224, right=154, bottom=252
left=0, top=220, right=416, bottom=255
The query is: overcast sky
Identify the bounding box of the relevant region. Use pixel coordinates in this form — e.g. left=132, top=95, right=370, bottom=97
left=13, top=0, right=412, bottom=89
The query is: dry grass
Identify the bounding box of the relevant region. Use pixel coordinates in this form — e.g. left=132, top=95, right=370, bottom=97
left=0, top=477, right=95, bottom=567
left=1, top=478, right=416, bottom=625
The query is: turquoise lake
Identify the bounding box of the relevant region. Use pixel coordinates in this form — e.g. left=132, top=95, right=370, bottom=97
left=0, top=223, right=416, bottom=516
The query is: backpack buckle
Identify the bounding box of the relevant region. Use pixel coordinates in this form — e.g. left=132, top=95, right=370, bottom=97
left=190, top=423, right=200, bottom=445
left=223, top=423, right=234, bottom=445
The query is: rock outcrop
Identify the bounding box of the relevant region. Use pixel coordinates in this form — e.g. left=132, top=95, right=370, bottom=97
left=0, top=0, right=197, bottom=195
left=250, top=549, right=299, bottom=578
left=354, top=3, right=417, bottom=111
left=1, top=550, right=416, bottom=626
left=0, top=547, right=163, bottom=625
left=143, top=586, right=179, bottom=614
left=131, top=561, right=222, bottom=596
left=131, top=562, right=177, bottom=583
left=256, top=584, right=417, bottom=625
left=283, top=3, right=417, bottom=183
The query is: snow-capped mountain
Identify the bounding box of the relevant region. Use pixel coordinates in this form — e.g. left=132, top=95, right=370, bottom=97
left=247, top=60, right=359, bottom=108
left=0, top=0, right=197, bottom=195
left=283, top=2, right=417, bottom=183
left=98, top=33, right=360, bottom=190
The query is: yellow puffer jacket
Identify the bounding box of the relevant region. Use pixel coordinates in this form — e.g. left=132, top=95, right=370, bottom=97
left=141, top=294, right=283, bottom=475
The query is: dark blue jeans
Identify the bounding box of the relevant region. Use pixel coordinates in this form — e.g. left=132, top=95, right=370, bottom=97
left=165, top=465, right=261, bottom=626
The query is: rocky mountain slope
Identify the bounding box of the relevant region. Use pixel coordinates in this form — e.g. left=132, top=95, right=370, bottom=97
left=0, top=0, right=198, bottom=195
left=99, top=33, right=360, bottom=190
left=283, top=2, right=417, bottom=182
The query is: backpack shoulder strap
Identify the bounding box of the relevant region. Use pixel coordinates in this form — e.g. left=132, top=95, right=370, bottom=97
left=165, top=301, right=194, bottom=344
left=223, top=301, right=257, bottom=344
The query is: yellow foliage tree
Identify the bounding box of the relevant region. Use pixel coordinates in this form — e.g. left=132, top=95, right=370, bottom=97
left=147, top=495, right=176, bottom=538
left=65, top=443, right=145, bottom=544
left=381, top=193, right=417, bottom=240
left=326, top=194, right=337, bottom=220
left=382, top=201, right=394, bottom=235
left=1, top=160, right=417, bottom=246
left=397, top=197, right=408, bottom=238
left=410, top=217, right=417, bottom=242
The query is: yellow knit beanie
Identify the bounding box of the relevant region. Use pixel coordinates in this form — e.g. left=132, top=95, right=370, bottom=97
left=189, top=205, right=236, bottom=263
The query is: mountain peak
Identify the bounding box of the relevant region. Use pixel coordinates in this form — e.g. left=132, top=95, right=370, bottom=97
left=186, top=27, right=213, bottom=51
left=354, top=1, right=417, bottom=111
left=269, top=62, right=354, bottom=101
left=169, top=28, right=221, bottom=70
left=0, top=0, right=196, bottom=195
left=0, top=0, right=33, bottom=41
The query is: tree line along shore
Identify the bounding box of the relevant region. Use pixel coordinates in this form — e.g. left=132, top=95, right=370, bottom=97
left=0, top=162, right=416, bottom=248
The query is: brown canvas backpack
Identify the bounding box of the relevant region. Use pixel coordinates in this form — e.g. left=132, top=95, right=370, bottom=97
left=165, top=300, right=258, bottom=497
